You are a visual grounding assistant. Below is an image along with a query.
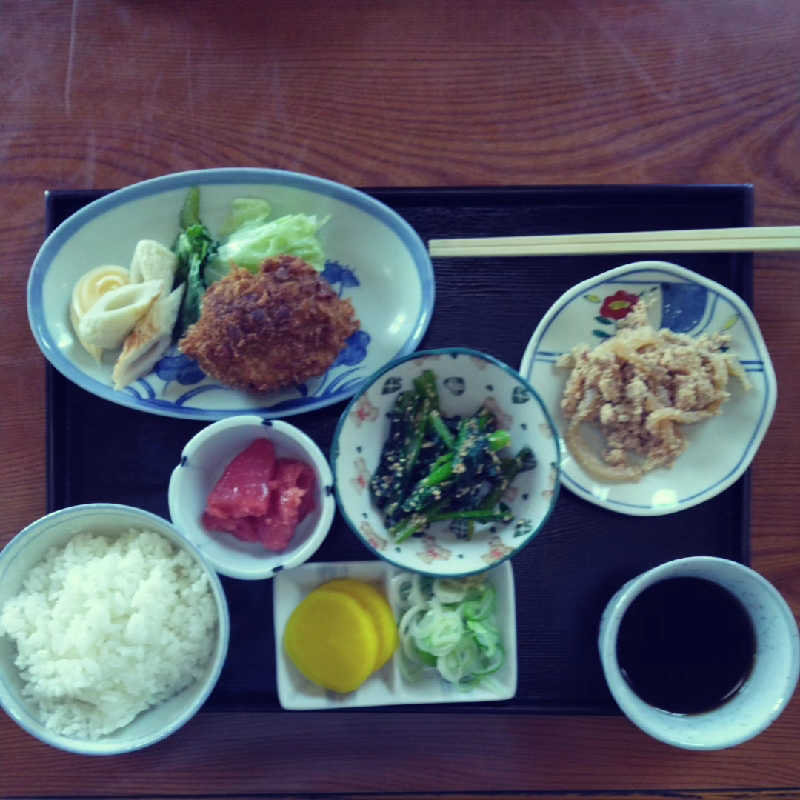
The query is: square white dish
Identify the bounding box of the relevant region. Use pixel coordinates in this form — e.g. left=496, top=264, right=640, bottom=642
left=273, top=559, right=517, bottom=710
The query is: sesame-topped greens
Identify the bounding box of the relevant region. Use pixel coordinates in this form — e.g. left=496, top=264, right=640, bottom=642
left=369, top=370, right=536, bottom=542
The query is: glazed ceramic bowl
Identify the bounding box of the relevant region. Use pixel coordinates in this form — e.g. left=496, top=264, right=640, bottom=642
left=168, top=415, right=336, bottom=580
left=331, top=348, right=561, bottom=577
left=28, top=167, right=434, bottom=419
left=0, top=504, right=229, bottom=755
left=599, top=556, right=799, bottom=750
left=520, top=261, right=776, bottom=516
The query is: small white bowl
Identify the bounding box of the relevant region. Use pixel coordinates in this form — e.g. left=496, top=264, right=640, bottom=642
left=273, top=559, right=517, bottom=709
left=331, top=348, right=561, bottom=577
left=599, top=556, right=799, bottom=750
left=520, top=261, right=777, bottom=515
left=168, top=415, right=335, bottom=580
left=0, top=504, right=229, bottom=756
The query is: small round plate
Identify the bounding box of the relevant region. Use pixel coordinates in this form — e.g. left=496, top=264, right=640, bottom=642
left=28, top=168, right=434, bottom=420
left=519, top=261, right=776, bottom=516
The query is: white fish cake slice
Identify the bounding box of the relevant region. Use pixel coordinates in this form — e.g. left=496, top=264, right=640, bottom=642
left=78, top=280, right=162, bottom=350
left=112, top=284, right=186, bottom=390
left=129, top=239, right=178, bottom=285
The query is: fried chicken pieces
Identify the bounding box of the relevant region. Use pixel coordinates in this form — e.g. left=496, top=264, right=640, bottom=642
left=179, top=255, right=359, bottom=393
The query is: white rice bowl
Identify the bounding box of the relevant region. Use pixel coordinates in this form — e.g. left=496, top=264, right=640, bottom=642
left=0, top=505, right=229, bottom=755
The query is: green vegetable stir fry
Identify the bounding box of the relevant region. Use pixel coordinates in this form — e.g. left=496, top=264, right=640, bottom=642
left=369, top=370, right=536, bottom=542
left=391, top=572, right=504, bottom=687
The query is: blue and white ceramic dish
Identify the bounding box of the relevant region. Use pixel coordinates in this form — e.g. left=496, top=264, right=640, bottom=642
left=519, top=261, right=776, bottom=516
left=331, top=348, right=561, bottom=578
left=28, top=168, right=434, bottom=420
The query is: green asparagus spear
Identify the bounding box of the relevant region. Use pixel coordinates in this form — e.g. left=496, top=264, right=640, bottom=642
left=178, top=186, right=202, bottom=230
left=429, top=409, right=455, bottom=447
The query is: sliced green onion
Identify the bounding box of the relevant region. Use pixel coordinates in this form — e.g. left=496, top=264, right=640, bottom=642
left=461, top=583, right=496, bottom=621
left=466, top=618, right=501, bottom=658
left=390, top=571, right=505, bottom=689
left=436, top=636, right=481, bottom=684
left=413, top=607, right=463, bottom=656
left=432, top=578, right=470, bottom=604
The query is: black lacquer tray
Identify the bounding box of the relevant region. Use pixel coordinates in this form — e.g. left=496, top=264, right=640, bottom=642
left=45, top=184, right=753, bottom=714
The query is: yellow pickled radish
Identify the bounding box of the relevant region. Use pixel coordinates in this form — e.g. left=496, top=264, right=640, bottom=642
left=70, top=265, right=130, bottom=360
left=284, top=589, right=379, bottom=693
left=320, top=579, right=398, bottom=671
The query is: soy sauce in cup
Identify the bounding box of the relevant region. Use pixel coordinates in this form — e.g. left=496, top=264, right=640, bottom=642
left=616, top=576, right=756, bottom=714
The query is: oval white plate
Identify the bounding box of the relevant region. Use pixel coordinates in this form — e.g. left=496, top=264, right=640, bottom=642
left=519, top=261, right=776, bottom=516
left=28, top=168, right=434, bottom=419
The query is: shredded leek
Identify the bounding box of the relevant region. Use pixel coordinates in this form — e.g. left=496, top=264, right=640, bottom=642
left=390, top=572, right=504, bottom=688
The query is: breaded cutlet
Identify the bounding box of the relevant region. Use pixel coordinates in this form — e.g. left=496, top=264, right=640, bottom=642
left=179, top=255, right=359, bottom=393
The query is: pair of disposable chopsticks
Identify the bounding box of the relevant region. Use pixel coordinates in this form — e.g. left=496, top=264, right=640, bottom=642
left=427, top=226, right=800, bottom=258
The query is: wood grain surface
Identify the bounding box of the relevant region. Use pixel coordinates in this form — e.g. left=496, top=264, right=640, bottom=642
left=2, top=0, right=800, bottom=797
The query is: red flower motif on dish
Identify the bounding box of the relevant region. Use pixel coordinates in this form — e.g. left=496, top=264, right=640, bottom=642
left=417, top=535, right=451, bottom=564
left=352, top=395, right=378, bottom=426
left=600, top=290, right=638, bottom=320
left=482, top=535, right=512, bottom=564
left=359, top=520, right=386, bottom=551
left=350, top=457, right=369, bottom=493
left=482, top=396, right=512, bottom=430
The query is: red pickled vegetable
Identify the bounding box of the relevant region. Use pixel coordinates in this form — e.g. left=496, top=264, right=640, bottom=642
left=205, top=439, right=276, bottom=519
left=202, top=439, right=316, bottom=552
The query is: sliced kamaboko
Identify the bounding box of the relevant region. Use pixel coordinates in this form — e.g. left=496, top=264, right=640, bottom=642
left=129, top=239, right=178, bottom=286
left=112, top=283, right=185, bottom=389
left=70, top=265, right=130, bottom=360
left=77, top=279, right=162, bottom=350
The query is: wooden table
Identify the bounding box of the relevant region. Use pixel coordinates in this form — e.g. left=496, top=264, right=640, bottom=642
left=3, top=1, right=799, bottom=797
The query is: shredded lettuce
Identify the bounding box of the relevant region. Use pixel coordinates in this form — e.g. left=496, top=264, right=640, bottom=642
left=218, top=197, right=271, bottom=237
left=214, top=212, right=328, bottom=275
left=171, top=188, right=329, bottom=301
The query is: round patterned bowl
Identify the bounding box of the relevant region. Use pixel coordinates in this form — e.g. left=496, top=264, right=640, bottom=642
left=331, top=348, right=561, bottom=577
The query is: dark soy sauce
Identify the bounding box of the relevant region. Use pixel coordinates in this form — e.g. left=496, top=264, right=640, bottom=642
left=616, top=576, right=756, bottom=715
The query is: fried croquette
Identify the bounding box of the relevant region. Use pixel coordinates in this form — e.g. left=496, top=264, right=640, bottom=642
left=178, top=255, right=359, bottom=392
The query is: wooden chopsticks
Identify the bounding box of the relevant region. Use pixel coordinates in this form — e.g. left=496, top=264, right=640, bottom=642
left=427, top=226, right=800, bottom=257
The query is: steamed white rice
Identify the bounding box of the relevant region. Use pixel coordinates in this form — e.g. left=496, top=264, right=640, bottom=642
left=0, top=529, right=217, bottom=739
